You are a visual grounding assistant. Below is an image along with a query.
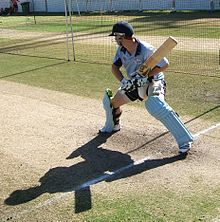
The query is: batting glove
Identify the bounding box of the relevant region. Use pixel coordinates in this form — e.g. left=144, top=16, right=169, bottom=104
left=120, top=78, right=134, bottom=92
left=131, top=73, right=149, bottom=87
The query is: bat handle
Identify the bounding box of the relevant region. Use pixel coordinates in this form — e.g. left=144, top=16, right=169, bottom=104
left=137, top=67, right=152, bottom=77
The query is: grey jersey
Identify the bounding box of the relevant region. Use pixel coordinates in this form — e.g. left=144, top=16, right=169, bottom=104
left=113, top=39, right=169, bottom=80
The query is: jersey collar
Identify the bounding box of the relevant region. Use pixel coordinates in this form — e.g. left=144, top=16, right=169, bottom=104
left=120, top=38, right=141, bottom=56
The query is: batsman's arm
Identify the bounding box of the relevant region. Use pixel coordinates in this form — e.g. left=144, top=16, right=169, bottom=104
left=147, top=63, right=169, bottom=78
left=112, top=64, right=124, bottom=82
left=112, top=64, right=134, bottom=91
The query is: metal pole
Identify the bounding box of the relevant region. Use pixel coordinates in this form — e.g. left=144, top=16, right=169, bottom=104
left=109, top=0, right=113, bottom=12
left=75, top=0, right=81, bottom=16
left=45, top=0, right=48, bottom=12
left=32, top=0, right=36, bottom=24
left=68, top=0, right=76, bottom=61
left=64, top=0, right=70, bottom=61
left=139, top=0, right=142, bottom=11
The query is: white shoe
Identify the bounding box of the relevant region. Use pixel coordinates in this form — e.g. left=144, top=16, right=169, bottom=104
left=179, top=142, right=192, bottom=154
left=113, top=124, right=121, bottom=132
left=99, top=124, right=121, bottom=133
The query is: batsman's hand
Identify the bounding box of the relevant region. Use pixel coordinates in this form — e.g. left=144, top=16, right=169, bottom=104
left=120, top=78, right=134, bottom=92
left=131, top=73, right=149, bottom=87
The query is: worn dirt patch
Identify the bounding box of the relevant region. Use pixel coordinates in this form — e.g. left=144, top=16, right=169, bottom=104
left=0, top=29, right=219, bottom=53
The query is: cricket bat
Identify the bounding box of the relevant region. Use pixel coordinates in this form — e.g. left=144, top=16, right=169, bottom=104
left=137, top=36, right=178, bottom=77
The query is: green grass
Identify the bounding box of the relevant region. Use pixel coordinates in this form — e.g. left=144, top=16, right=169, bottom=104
left=0, top=11, right=219, bottom=38
left=74, top=186, right=220, bottom=222
left=0, top=47, right=219, bottom=123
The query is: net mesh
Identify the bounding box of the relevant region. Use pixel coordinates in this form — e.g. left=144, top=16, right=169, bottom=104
left=0, top=0, right=219, bottom=77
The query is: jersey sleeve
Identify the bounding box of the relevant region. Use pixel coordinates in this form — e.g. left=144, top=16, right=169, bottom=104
left=113, top=48, right=122, bottom=67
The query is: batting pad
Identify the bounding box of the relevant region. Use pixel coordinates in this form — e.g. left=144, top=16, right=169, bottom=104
left=100, top=89, right=114, bottom=133
left=145, top=96, right=194, bottom=146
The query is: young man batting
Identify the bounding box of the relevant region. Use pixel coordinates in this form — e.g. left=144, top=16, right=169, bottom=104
left=99, top=21, right=194, bottom=154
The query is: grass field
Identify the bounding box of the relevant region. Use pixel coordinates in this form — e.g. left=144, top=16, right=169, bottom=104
left=1, top=11, right=220, bottom=38
left=0, top=11, right=220, bottom=222
left=0, top=48, right=219, bottom=121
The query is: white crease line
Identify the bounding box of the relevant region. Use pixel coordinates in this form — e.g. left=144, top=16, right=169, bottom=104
left=77, top=157, right=150, bottom=190
left=194, top=122, right=220, bottom=139
left=4, top=123, right=220, bottom=221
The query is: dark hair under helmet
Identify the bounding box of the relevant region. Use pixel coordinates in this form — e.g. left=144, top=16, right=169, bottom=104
left=109, top=21, right=134, bottom=37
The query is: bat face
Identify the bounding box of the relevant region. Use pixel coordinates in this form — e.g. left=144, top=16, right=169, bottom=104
left=137, top=36, right=178, bottom=77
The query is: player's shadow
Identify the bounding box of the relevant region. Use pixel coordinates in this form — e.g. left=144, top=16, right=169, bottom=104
left=4, top=133, right=132, bottom=212
left=4, top=132, right=187, bottom=213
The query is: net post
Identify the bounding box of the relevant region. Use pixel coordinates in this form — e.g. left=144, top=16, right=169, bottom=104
left=68, top=0, right=76, bottom=61
left=64, top=0, right=70, bottom=61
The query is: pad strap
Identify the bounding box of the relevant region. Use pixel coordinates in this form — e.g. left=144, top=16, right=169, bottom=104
left=112, top=107, right=122, bottom=125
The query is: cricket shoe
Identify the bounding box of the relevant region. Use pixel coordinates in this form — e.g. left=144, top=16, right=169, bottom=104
left=99, top=124, right=121, bottom=134
left=179, top=142, right=192, bottom=154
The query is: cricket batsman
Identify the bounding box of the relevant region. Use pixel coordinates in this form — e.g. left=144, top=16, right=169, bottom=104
left=99, top=21, right=194, bottom=154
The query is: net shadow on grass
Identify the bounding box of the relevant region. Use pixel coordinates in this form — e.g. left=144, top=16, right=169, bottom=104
left=0, top=51, right=67, bottom=61
left=0, top=61, right=67, bottom=79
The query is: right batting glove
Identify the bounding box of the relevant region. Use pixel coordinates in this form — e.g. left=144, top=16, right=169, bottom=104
left=120, top=78, right=134, bottom=92
left=131, top=73, right=149, bottom=87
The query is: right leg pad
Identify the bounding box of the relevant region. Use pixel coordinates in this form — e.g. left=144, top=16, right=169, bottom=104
left=145, top=96, right=194, bottom=146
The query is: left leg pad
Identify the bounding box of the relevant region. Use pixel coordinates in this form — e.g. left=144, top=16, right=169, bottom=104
left=100, top=89, right=115, bottom=133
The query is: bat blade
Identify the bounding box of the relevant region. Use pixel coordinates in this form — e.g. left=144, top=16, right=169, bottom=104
left=137, top=36, right=178, bottom=77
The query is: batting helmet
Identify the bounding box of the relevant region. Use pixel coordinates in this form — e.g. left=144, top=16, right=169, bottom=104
left=109, top=21, right=134, bottom=37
